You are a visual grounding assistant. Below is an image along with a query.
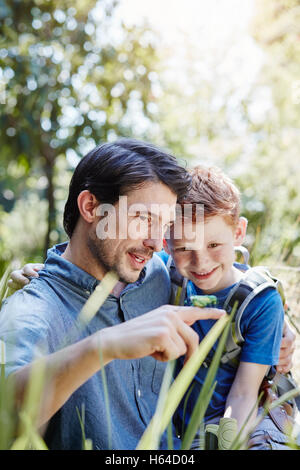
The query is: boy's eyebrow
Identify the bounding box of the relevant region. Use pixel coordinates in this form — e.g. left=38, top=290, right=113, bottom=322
left=172, top=241, right=204, bottom=250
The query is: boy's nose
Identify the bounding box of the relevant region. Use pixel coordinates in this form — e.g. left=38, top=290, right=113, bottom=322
left=192, top=249, right=209, bottom=265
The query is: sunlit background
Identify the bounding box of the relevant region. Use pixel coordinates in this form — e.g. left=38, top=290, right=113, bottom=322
left=0, top=0, right=299, bottom=270
left=0, top=0, right=300, bottom=413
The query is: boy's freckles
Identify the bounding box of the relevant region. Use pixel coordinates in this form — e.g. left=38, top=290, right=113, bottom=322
left=167, top=216, right=245, bottom=293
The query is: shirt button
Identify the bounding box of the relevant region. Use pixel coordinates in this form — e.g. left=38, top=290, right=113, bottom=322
left=137, top=389, right=141, bottom=397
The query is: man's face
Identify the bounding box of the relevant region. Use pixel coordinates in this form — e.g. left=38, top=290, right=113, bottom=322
left=87, top=181, right=177, bottom=283
left=167, top=215, right=245, bottom=293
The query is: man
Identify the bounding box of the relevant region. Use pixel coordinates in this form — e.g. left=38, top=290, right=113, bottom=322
left=0, top=139, right=225, bottom=450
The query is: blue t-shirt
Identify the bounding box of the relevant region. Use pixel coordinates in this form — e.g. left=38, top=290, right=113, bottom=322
left=157, top=250, right=284, bottom=428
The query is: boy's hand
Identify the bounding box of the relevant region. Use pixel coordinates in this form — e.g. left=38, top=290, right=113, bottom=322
left=8, top=263, right=44, bottom=290
left=277, top=320, right=296, bottom=374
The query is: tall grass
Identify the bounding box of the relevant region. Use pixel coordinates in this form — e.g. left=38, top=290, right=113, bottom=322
left=137, top=311, right=233, bottom=450
left=0, top=262, right=299, bottom=450
left=0, top=264, right=118, bottom=450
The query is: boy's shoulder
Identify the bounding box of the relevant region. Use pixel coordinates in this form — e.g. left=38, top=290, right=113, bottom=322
left=225, top=264, right=284, bottom=315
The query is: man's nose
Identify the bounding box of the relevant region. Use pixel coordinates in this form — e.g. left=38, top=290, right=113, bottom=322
left=143, top=237, right=164, bottom=253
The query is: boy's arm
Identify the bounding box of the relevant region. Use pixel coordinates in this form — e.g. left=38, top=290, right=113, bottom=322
left=7, top=263, right=44, bottom=290
left=224, top=361, right=268, bottom=441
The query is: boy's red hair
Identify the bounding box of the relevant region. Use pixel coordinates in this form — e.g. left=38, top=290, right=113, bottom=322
left=179, top=165, right=241, bottom=226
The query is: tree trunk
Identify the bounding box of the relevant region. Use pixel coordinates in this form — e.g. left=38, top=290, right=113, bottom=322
left=43, top=148, right=56, bottom=259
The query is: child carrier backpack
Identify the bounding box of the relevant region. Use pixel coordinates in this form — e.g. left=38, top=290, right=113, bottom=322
left=166, top=246, right=300, bottom=416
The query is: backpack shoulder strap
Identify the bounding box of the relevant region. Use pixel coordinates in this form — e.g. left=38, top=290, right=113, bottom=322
left=166, top=255, right=188, bottom=306
left=221, top=266, right=278, bottom=365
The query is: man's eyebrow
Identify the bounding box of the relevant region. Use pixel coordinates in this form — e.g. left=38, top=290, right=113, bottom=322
left=129, top=207, right=176, bottom=222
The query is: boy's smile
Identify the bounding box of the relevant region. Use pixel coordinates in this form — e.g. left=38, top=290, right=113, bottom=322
left=167, top=215, right=247, bottom=294
left=190, top=265, right=220, bottom=281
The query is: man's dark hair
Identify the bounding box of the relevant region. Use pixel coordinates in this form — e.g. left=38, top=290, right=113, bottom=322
left=63, top=138, right=191, bottom=238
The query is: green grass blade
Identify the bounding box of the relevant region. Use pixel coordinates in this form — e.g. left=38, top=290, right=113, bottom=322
left=0, top=266, right=11, bottom=305
left=98, top=343, right=112, bottom=450
left=229, top=391, right=264, bottom=450
left=230, top=387, right=300, bottom=450
left=181, top=303, right=237, bottom=449
left=137, top=313, right=230, bottom=449
left=10, top=410, right=48, bottom=450
left=144, top=360, right=176, bottom=450
left=180, top=382, right=195, bottom=438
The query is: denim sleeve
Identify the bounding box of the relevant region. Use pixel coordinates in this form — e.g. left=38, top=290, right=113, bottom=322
left=240, top=289, right=284, bottom=365
left=0, top=287, right=57, bottom=377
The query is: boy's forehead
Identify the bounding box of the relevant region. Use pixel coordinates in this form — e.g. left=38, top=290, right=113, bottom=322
left=169, top=219, right=205, bottom=247
left=170, top=215, right=235, bottom=246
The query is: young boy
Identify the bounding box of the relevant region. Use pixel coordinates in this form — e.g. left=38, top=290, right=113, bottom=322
left=160, top=165, right=287, bottom=449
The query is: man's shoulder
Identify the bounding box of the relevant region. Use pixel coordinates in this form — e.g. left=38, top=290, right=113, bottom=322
left=155, top=250, right=170, bottom=266
left=0, top=277, right=61, bottom=328
left=132, top=253, right=171, bottom=305
left=150, top=251, right=171, bottom=274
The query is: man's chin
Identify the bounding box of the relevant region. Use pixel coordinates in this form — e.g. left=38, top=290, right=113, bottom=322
left=118, top=270, right=142, bottom=284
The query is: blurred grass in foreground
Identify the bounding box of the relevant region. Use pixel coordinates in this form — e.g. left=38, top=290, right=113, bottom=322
left=0, top=261, right=299, bottom=450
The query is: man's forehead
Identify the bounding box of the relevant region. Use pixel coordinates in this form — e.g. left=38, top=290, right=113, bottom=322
left=126, top=181, right=177, bottom=202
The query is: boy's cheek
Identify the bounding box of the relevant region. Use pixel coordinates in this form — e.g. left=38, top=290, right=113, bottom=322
left=172, top=253, right=190, bottom=276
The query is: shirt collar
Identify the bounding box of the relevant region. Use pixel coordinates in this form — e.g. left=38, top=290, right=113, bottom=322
left=45, top=242, right=147, bottom=293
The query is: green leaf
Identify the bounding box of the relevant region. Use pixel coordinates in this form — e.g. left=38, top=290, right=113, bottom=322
left=137, top=313, right=230, bottom=450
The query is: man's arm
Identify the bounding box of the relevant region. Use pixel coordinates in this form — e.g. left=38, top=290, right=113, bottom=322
left=8, top=303, right=225, bottom=427
left=223, top=361, right=268, bottom=440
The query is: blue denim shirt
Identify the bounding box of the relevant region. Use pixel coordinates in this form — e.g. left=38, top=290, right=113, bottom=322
left=0, top=243, right=180, bottom=450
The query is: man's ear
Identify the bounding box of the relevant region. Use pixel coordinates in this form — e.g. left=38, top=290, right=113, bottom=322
left=163, top=238, right=171, bottom=254
left=77, top=190, right=99, bottom=224
left=234, top=216, right=248, bottom=246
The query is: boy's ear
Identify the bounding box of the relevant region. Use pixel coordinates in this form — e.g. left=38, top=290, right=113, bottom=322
left=234, top=217, right=248, bottom=246
left=163, top=238, right=171, bottom=254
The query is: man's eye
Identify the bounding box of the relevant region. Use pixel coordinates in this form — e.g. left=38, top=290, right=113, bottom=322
left=164, top=221, right=174, bottom=230
left=132, top=213, right=151, bottom=223
left=175, top=247, right=189, bottom=252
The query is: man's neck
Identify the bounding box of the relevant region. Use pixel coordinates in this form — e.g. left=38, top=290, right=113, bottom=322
left=61, top=239, right=106, bottom=281
left=61, top=237, right=127, bottom=297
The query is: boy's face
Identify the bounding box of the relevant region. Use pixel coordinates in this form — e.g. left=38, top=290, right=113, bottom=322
left=166, top=215, right=247, bottom=294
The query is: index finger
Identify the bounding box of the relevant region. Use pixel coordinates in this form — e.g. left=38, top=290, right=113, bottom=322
left=175, top=306, right=227, bottom=326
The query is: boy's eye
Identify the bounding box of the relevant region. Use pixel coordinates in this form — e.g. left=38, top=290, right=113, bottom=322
left=175, top=247, right=190, bottom=252
left=209, top=243, right=220, bottom=248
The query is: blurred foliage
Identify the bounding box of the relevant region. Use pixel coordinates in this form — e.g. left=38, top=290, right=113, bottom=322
left=0, top=0, right=299, bottom=277
left=0, top=0, right=161, bottom=274
left=239, top=0, right=300, bottom=265
left=153, top=0, right=300, bottom=266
